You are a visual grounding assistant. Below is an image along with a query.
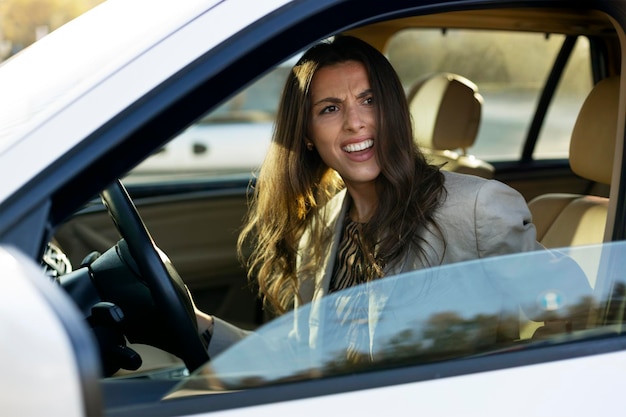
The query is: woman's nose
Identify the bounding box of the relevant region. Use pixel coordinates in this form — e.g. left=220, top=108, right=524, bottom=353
left=344, top=105, right=365, bottom=131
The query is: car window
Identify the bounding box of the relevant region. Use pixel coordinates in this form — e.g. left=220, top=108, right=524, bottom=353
left=126, top=28, right=594, bottom=185
left=128, top=56, right=300, bottom=182
left=385, top=29, right=593, bottom=161
left=167, top=241, right=620, bottom=395
left=534, top=36, right=593, bottom=158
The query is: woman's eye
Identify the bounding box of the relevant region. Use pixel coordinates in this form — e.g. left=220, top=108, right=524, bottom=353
left=321, top=105, right=338, bottom=114
left=363, top=96, right=373, bottom=105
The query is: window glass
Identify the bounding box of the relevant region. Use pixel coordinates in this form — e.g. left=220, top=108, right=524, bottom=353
left=534, top=36, right=593, bottom=159
left=168, top=241, right=624, bottom=395
left=128, top=57, right=298, bottom=182
left=127, top=29, right=594, bottom=183
left=385, top=29, right=592, bottom=161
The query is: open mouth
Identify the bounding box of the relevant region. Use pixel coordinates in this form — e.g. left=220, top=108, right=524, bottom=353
left=342, top=139, right=374, bottom=153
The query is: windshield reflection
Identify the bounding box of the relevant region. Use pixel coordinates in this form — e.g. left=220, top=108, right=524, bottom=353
left=170, top=241, right=625, bottom=395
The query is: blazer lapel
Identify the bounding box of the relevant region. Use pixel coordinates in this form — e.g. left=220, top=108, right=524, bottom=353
left=296, top=189, right=349, bottom=349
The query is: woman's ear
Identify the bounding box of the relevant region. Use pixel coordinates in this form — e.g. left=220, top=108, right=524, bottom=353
left=305, top=138, right=314, bottom=151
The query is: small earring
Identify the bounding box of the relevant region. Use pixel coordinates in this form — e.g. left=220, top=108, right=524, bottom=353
left=306, top=142, right=314, bottom=151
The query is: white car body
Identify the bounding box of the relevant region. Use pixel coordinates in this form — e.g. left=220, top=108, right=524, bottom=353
left=0, top=0, right=625, bottom=416
left=207, top=351, right=626, bottom=417
left=0, top=0, right=288, bottom=201
left=0, top=247, right=86, bottom=417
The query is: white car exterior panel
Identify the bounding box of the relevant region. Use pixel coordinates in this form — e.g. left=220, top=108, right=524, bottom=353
left=0, top=0, right=291, bottom=204
left=0, top=0, right=222, bottom=149
left=0, top=247, right=86, bottom=417
left=201, top=350, right=626, bottom=417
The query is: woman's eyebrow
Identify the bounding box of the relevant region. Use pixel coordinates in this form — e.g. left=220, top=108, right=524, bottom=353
left=356, top=89, right=373, bottom=99
left=312, top=96, right=342, bottom=107
left=312, top=89, right=373, bottom=106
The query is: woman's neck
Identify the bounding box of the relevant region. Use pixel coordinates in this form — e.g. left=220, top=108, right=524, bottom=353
left=346, top=182, right=378, bottom=223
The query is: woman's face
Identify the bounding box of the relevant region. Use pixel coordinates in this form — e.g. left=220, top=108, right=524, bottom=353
left=308, top=60, right=380, bottom=189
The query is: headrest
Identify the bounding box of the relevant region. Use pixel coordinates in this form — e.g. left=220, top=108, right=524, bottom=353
left=570, top=76, right=620, bottom=185
left=408, top=73, right=483, bottom=153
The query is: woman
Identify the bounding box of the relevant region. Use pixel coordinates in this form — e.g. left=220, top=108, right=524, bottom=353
left=197, top=35, right=541, bottom=358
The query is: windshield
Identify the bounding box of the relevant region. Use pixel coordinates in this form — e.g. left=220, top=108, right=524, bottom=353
left=169, top=241, right=620, bottom=395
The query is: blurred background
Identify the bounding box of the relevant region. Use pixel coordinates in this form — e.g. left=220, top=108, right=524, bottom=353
left=0, top=0, right=103, bottom=61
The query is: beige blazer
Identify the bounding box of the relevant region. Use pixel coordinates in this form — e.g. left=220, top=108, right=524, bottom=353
left=296, top=171, right=542, bottom=306
left=291, top=171, right=543, bottom=353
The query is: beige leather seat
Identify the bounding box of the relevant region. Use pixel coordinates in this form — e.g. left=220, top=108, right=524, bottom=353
left=407, top=72, right=494, bottom=179
left=528, top=76, right=619, bottom=248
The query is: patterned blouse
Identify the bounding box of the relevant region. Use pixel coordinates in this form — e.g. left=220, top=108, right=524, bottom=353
left=329, top=218, right=369, bottom=292
left=327, top=216, right=374, bottom=363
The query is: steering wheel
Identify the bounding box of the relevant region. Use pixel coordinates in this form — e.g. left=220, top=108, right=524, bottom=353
left=99, top=179, right=209, bottom=372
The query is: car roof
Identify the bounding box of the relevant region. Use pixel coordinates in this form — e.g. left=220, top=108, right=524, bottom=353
left=0, top=0, right=222, bottom=151
left=347, top=7, right=616, bottom=50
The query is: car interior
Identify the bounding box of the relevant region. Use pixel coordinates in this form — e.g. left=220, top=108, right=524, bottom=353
left=528, top=75, right=618, bottom=249
left=407, top=71, right=494, bottom=179
left=41, top=4, right=626, bottom=410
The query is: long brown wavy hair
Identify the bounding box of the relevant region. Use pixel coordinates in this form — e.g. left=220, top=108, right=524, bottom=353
left=237, top=35, right=445, bottom=314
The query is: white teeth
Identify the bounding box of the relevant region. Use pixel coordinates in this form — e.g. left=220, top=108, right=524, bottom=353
left=343, top=139, right=374, bottom=153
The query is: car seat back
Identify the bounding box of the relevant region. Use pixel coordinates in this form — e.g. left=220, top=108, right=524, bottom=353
left=407, top=72, right=494, bottom=179
left=528, top=76, right=619, bottom=247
